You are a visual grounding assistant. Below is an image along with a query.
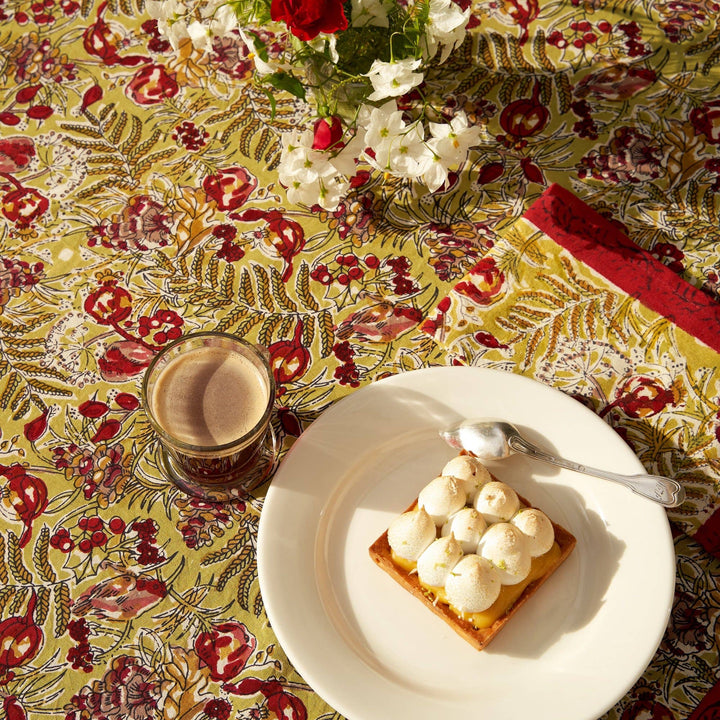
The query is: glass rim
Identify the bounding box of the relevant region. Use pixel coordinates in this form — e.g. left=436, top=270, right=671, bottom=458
left=141, top=331, right=276, bottom=455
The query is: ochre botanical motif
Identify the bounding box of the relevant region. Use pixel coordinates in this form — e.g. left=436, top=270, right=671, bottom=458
left=1, top=0, right=720, bottom=718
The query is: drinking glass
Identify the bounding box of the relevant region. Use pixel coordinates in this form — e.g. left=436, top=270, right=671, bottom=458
left=141, top=332, right=277, bottom=502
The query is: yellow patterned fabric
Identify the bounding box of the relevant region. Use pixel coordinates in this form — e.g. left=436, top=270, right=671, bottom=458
left=1, top=1, right=720, bottom=719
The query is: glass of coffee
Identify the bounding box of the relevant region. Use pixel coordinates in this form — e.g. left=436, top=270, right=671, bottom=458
left=141, top=332, right=277, bottom=502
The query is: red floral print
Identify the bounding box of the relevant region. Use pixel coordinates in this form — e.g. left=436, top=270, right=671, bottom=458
left=602, top=374, right=680, bottom=419
left=0, top=592, right=44, bottom=677
left=224, top=678, right=308, bottom=720
left=454, top=257, right=505, bottom=305
left=98, top=341, right=155, bottom=381
left=233, top=208, right=305, bottom=281
left=203, top=166, right=258, bottom=211
left=84, top=274, right=133, bottom=326
left=1, top=187, right=49, bottom=228
left=125, top=64, right=179, bottom=105
left=194, top=621, right=256, bottom=682
left=83, top=2, right=149, bottom=67
left=74, top=570, right=167, bottom=621
left=268, top=322, right=311, bottom=384
left=87, top=195, right=178, bottom=252
left=574, top=64, right=656, bottom=101
left=64, top=656, right=163, bottom=719
left=0, top=136, right=35, bottom=173
left=690, top=99, right=720, bottom=144
left=499, top=83, right=549, bottom=138
left=0, top=464, right=48, bottom=548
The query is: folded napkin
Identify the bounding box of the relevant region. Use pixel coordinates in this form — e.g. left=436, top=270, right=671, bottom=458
left=422, top=183, right=720, bottom=552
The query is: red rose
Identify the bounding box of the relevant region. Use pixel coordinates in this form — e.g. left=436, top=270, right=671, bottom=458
left=312, top=116, right=344, bottom=150
left=203, top=167, right=257, bottom=211
left=270, top=0, right=347, bottom=40
left=125, top=64, right=179, bottom=106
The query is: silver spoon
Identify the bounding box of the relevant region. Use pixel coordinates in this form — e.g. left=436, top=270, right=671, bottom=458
left=440, top=419, right=686, bottom=508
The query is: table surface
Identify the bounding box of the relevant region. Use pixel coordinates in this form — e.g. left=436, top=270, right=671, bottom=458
left=1, top=2, right=720, bottom=719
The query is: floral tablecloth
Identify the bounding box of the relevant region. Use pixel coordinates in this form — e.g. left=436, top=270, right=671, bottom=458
left=1, top=1, right=720, bottom=719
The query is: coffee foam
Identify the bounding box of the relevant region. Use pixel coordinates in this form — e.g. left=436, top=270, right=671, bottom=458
left=150, top=346, right=269, bottom=447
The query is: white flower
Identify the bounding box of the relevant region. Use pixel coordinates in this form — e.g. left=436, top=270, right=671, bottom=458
left=187, top=20, right=212, bottom=51
left=277, top=130, right=351, bottom=209
left=209, top=3, right=239, bottom=37
left=238, top=28, right=278, bottom=76
left=365, top=58, right=424, bottom=101
left=361, top=103, right=432, bottom=177
left=307, top=34, right=339, bottom=63
left=424, top=0, right=470, bottom=62
left=427, top=111, right=481, bottom=164
left=351, top=0, right=390, bottom=28
left=363, top=101, right=408, bottom=150
left=421, top=111, right=481, bottom=190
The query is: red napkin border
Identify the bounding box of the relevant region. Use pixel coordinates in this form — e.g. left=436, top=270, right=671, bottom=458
left=524, top=184, right=720, bottom=356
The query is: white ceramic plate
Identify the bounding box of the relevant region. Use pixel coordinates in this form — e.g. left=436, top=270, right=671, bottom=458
left=257, top=367, right=675, bottom=720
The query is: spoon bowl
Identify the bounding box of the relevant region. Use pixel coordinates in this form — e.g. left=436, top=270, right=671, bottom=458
left=441, top=418, right=686, bottom=508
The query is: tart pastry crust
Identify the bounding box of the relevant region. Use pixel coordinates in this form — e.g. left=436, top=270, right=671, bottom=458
left=369, top=480, right=576, bottom=651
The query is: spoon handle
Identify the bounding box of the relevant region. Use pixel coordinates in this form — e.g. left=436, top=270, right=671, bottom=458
left=507, top=435, right=686, bottom=508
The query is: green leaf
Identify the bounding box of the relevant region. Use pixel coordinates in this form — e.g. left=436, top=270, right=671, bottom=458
left=265, top=72, right=306, bottom=101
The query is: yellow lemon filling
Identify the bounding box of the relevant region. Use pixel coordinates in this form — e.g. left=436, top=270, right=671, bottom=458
left=392, top=542, right=561, bottom=629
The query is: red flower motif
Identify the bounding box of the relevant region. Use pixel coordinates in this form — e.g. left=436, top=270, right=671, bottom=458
left=454, top=258, right=505, bottom=305
left=0, top=136, right=35, bottom=173
left=125, top=64, right=179, bottom=105
left=473, top=331, right=509, bottom=349
left=91, top=419, right=121, bottom=443
left=84, top=276, right=133, bottom=326
left=194, top=621, right=257, bottom=682
left=690, top=99, right=720, bottom=145
left=0, top=464, right=48, bottom=548
left=0, top=592, right=43, bottom=676
left=2, top=696, right=26, bottom=720
left=499, top=83, right=549, bottom=138
left=78, top=400, right=110, bottom=418
left=603, top=375, right=680, bottom=419
left=270, top=0, right=347, bottom=40
left=98, top=341, right=155, bottom=381
left=203, top=166, right=258, bottom=211
left=23, top=411, right=48, bottom=442
left=115, top=393, right=139, bottom=410
left=74, top=570, right=167, bottom=621
left=224, top=678, right=308, bottom=720
left=1, top=187, right=49, bottom=228
left=268, top=322, right=311, bottom=384
left=83, top=1, right=149, bottom=67
left=574, top=64, right=656, bottom=102
left=233, top=208, right=305, bottom=281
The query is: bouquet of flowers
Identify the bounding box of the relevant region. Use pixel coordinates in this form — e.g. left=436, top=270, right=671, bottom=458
left=147, top=0, right=480, bottom=210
